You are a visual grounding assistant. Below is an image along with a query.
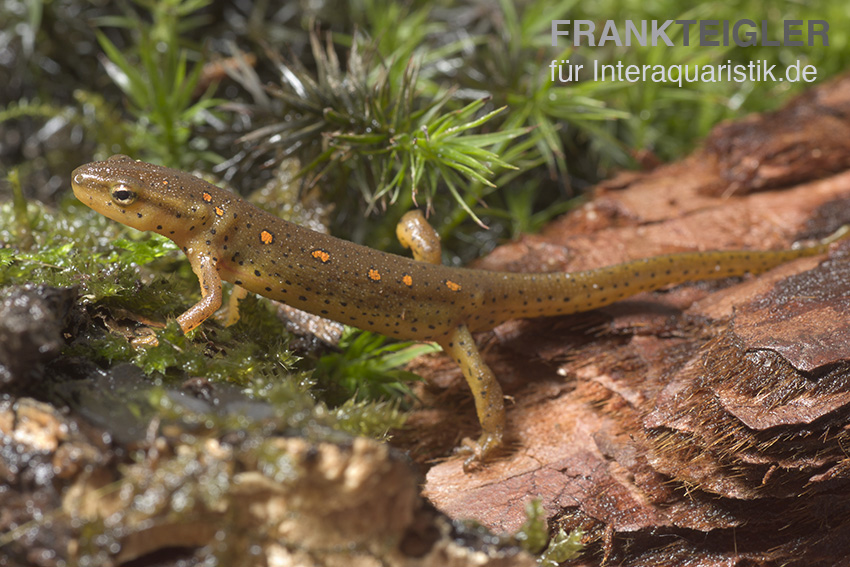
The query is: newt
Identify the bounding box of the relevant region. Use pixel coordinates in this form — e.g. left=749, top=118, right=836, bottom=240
left=71, top=155, right=850, bottom=468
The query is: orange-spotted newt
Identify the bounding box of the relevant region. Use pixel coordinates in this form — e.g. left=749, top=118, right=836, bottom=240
left=71, top=155, right=850, bottom=468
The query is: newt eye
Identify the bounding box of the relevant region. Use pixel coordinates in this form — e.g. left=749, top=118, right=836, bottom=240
left=111, top=184, right=137, bottom=206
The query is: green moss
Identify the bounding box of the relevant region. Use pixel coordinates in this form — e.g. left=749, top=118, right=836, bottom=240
left=329, top=398, right=407, bottom=439
left=0, top=194, right=201, bottom=340
left=538, top=527, right=585, bottom=566
left=513, top=500, right=585, bottom=563
left=513, top=499, right=551, bottom=554
left=1, top=197, right=168, bottom=291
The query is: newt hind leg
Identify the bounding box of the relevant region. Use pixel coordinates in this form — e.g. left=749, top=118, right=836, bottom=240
left=439, top=325, right=506, bottom=470
left=396, top=210, right=443, bottom=265
left=398, top=211, right=506, bottom=469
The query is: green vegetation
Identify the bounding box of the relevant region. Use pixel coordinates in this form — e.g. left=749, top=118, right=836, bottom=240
left=4, top=0, right=846, bottom=246
left=92, top=0, right=223, bottom=169
left=2, top=0, right=845, bottom=477
left=312, top=327, right=438, bottom=406
left=2, top=0, right=845, bottom=561
left=570, top=0, right=849, bottom=157
left=514, top=499, right=585, bottom=562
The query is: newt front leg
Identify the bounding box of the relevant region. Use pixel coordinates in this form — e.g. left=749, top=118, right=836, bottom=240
left=178, top=250, right=223, bottom=333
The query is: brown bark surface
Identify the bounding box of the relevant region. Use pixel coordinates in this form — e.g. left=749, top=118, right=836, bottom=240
left=401, top=74, right=850, bottom=566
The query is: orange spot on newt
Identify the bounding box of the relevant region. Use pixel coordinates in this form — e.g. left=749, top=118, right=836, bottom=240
left=368, top=268, right=382, bottom=282
left=444, top=280, right=462, bottom=292
left=215, top=206, right=224, bottom=217
left=402, top=274, right=413, bottom=287
left=311, top=249, right=331, bottom=263
left=203, top=191, right=213, bottom=202
left=260, top=230, right=274, bottom=244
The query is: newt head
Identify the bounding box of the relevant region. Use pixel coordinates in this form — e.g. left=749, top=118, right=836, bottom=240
left=71, top=154, right=207, bottom=237
left=71, top=154, right=151, bottom=228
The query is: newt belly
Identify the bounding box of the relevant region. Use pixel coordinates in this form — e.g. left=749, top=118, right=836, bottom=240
left=71, top=155, right=850, bottom=468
